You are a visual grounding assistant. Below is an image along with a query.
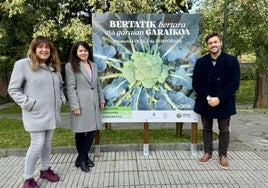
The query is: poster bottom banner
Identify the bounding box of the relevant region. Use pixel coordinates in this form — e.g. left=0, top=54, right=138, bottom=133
left=101, top=107, right=198, bottom=123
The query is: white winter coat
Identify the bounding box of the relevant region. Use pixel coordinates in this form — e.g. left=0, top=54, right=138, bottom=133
left=8, top=58, right=66, bottom=132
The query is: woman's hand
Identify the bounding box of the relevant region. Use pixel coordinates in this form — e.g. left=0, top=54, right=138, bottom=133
left=72, top=108, right=81, bottom=116
left=100, top=103, right=105, bottom=110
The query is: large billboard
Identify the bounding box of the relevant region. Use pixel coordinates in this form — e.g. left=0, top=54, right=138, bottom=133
left=92, top=13, right=202, bottom=123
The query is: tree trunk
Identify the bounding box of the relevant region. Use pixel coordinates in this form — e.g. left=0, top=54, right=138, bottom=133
left=254, top=72, right=268, bottom=108
left=0, top=75, right=9, bottom=99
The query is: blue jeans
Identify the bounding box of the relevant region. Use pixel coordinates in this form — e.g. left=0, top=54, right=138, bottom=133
left=201, top=116, right=230, bottom=157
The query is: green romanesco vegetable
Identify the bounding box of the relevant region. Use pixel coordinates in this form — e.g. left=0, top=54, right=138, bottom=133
left=122, top=52, right=169, bottom=88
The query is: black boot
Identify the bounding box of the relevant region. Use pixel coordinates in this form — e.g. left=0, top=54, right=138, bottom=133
left=87, top=157, right=95, bottom=167
left=80, top=160, right=90, bottom=172
left=75, top=157, right=81, bottom=167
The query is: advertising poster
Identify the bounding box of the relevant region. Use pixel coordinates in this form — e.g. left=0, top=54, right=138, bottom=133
left=92, top=13, right=202, bottom=123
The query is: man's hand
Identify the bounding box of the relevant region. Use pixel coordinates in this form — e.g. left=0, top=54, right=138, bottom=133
left=207, top=96, right=220, bottom=107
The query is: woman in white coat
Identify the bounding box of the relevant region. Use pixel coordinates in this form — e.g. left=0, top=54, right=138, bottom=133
left=65, top=41, right=105, bottom=172
left=8, top=36, right=66, bottom=188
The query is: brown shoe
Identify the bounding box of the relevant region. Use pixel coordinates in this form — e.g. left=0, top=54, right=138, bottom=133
left=220, top=156, right=229, bottom=170
left=198, top=153, right=212, bottom=164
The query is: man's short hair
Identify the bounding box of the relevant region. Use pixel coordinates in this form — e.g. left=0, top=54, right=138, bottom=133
left=205, top=31, right=222, bottom=43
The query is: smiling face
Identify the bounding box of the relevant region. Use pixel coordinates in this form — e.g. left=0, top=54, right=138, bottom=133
left=206, top=36, right=222, bottom=58
left=36, top=42, right=51, bottom=63
left=77, top=45, right=89, bottom=63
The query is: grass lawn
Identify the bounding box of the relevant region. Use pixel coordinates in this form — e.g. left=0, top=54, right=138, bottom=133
left=0, top=118, right=212, bottom=148
left=236, top=80, right=255, bottom=103
left=0, top=80, right=255, bottom=148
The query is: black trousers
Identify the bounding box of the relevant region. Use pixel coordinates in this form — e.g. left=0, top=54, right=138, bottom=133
left=201, top=116, right=230, bottom=157
left=75, top=131, right=96, bottom=162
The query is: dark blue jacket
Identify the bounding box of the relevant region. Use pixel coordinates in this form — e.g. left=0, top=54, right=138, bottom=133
left=192, top=52, right=240, bottom=118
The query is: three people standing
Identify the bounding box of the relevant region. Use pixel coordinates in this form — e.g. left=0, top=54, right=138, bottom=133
left=192, top=31, right=240, bottom=170
left=7, top=31, right=239, bottom=188
left=65, top=41, right=105, bottom=172
left=8, top=36, right=66, bottom=188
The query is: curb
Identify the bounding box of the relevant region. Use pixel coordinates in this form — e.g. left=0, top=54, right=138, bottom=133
left=0, top=142, right=221, bottom=158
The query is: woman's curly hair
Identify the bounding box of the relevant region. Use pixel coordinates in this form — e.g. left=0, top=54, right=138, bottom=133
left=27, top=36, right=61, bottom=72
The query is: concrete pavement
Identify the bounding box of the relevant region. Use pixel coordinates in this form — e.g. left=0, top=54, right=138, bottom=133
left=1, top=150, right=268, bottom=187
left=1, top=103, right=268, bottom=187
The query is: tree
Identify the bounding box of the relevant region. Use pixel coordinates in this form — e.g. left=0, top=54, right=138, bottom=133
left=195, top=0, right=268, bottom=107
left=0, top=0, right=193, bottom=66
left=0, top=0, right=194, bottom=98
left=235, top=1, right=268, bottom=108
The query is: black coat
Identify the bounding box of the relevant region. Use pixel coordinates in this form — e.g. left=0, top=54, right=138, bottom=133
left=192, top=52, right=240, bottom=118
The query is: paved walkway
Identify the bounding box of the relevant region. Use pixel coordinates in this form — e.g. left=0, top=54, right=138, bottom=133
left=1, top=103, right=268, bottom=187
left=1, top=151, right=268, bottom=187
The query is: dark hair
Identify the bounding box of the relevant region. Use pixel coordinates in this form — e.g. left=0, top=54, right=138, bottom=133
left=27, top=36, right=61, bottom=72
left=205, top=31, right=222, bottom=44
left=68, top=41, right=92, bottom=72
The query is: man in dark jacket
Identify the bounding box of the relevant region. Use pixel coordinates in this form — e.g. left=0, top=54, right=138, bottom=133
left=192, top=31, right=240, bottom=170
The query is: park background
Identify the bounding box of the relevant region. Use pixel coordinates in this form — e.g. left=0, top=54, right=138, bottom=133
left=0, top=0, right=267, bottom=109
left=0, top=0, right=267, bottom=149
